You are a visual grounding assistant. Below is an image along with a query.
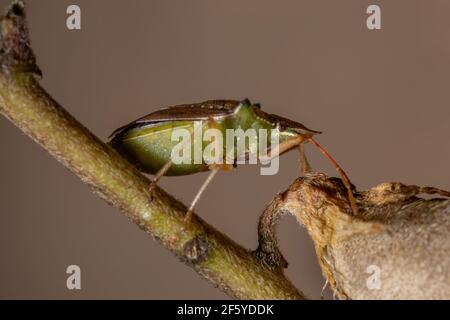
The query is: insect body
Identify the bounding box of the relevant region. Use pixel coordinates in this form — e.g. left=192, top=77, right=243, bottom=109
left=109, top=99, right=357, bottom=220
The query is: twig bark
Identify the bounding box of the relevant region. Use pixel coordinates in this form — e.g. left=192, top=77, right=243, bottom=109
left=0, top=1, right=305, bottom=300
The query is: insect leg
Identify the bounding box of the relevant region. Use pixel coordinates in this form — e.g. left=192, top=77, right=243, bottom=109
left=298, top=143, right=312, bottom=174
left=184, top=116, right=230, bottom=224
left=148, top=160, right=173, bottom=194
left=184, top=167, right=220, bottom=224
left=309, top=137, right=359, bottom=215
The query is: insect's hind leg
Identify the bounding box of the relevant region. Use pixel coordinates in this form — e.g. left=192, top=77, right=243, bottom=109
left=148, top=160, right=173, bottom=197
left=309, top=137, right=359, bottom=215
left=149, top=120, right=206, bottom=197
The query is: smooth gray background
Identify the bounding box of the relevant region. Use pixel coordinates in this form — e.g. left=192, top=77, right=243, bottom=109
left=0, top=0, right=449, bottom=299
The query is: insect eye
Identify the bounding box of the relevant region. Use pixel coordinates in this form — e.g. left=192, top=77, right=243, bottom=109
left=240, top=98, right=251, bottom=106
left=253, top=103, right=261, bottom=109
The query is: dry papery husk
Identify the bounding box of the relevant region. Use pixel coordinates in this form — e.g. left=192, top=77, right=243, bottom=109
left=268, top=173, right=450, bottom=299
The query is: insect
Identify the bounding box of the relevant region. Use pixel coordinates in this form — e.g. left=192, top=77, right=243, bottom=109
left=109, top=99, right=358, bottom=221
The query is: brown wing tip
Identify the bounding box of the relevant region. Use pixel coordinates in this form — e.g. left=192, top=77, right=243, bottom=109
left=108, top=121, right=140, bottom=141
left=108, top=126, right=124, bottom=140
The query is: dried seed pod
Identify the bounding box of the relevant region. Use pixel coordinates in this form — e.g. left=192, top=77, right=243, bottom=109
left=256, top=173, right=450, bottom=299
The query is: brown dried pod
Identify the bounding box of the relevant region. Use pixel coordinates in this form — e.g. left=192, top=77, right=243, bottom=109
left=256, top=173, right=450, bottom=299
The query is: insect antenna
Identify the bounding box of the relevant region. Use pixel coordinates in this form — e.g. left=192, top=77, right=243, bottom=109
left=309, top=137, right=359, bottom=215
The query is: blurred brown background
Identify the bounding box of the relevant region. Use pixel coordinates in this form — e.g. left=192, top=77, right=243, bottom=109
left=0, top=0, right=449, bottom=299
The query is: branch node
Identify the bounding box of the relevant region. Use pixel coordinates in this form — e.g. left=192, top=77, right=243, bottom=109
left=0, top=0, right=41, bottom=76
left=183, top=236, right=210, bottom=265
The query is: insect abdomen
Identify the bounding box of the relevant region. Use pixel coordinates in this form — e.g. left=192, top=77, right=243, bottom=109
left=109, top=121, right=210, bottom=176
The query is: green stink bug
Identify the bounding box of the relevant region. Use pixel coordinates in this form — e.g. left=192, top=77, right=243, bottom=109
left=109, top=99, right=358, bottom=220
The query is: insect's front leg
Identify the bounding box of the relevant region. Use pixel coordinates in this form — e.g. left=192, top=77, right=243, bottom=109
left=299, top=143, right=312, bottom=174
